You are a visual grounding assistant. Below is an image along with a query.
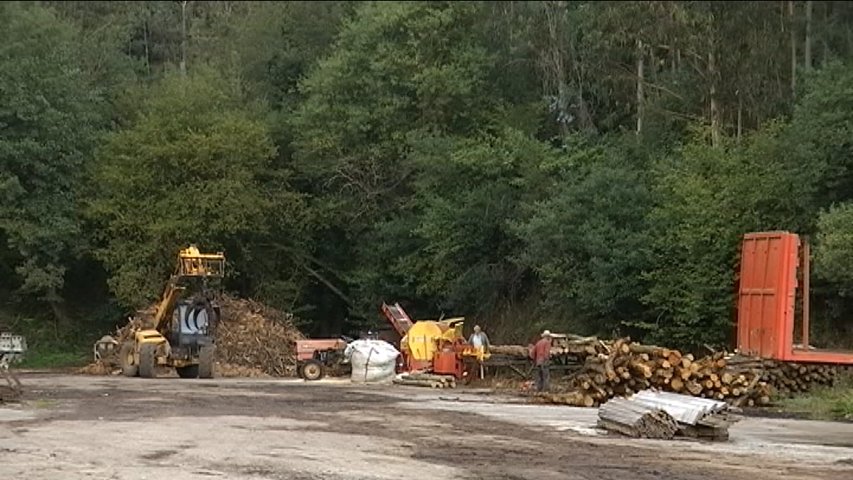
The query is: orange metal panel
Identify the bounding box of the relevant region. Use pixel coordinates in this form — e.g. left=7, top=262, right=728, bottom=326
left=295, top=339, right=347, bottom=361
left=433, top=350, right=464, bottom=378
left=788, top=349, right=853, bottom=363
left=737, top=232, right=799, bottom=359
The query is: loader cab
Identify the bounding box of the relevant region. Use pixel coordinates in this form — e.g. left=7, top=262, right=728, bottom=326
left=170, top=298, right=220, bottom=352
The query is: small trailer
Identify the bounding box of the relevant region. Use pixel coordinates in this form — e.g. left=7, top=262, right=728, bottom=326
left=1, top=333, right=26, bottom=401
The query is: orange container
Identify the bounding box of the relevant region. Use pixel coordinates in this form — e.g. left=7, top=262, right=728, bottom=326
left=738, top=231, right=853, bottom=364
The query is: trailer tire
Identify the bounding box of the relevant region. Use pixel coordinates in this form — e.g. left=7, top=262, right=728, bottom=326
left=119, top=342, right=138, bottom=377
left=198, top=345, right=215, bottom=379
left=138, top=343, right=157, bottom=378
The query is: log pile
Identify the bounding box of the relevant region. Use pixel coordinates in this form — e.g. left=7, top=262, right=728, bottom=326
left=80, top=295, right=304, bottom=377
left=492, top=337, right=840, bottom=407
left=597, top=397, right=679, bottom=439
left=393, top=372, right=457, bottom=389
left=725, top=355, right=840, bottom=403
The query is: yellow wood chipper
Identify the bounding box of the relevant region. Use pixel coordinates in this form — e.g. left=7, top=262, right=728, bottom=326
left=119, top=246, right=224, bottom=379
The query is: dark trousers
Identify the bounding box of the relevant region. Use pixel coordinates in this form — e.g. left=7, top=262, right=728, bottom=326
left=535, top=362, right=550, bottom=391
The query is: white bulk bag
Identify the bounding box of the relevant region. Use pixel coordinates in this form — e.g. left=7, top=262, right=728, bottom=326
left=344, top=339, right=400, bottom=383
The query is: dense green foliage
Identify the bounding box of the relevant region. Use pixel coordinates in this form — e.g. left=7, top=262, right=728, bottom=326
left=0, top=3, right=103, bottom=306
left=4, top=1, right=853, bottom=349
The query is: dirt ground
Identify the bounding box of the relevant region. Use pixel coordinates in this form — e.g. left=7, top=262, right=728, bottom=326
left=1, top=374, right=852, bottom=480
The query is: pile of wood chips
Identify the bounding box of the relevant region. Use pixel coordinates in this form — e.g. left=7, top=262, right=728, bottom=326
left=494, top=336, right=840, bottom=407
left=79, top=295, right=303, bottom=377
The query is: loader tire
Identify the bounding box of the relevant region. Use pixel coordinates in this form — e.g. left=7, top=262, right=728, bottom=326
left=138, top=344, right=157, bottom=378
left=119, top=342, right=138, bottom=378
left=198, top=345, right=215, bottom=379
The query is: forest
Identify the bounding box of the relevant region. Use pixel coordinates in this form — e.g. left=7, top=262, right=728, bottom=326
left=3, top=1, right=853, bottom=361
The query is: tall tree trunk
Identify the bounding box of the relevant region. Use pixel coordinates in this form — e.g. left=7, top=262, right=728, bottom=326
left=822, top=2, right=830, bottom=66
left=144, top=18, right=151, bottom=76
left=636, top=39, right=644, bottom=136
left=737, top=92, right=743, bottom=143
left=542, top=1, right=570, bottom=138
left=49, top=299, right=71, bottom=338
left=805, top=0, right=813, bottom=71
left=709, top=51, right=720, bottom=147
left=789, top=0, right=796, bottom=95
left=180, top=1, right=189, bottom=77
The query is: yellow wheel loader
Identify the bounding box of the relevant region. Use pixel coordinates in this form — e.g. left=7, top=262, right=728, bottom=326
left=119, top=246, right=224, bottom=379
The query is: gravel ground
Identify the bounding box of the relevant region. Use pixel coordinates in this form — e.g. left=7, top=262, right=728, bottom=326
left=1, top=374, right=851, bottom=480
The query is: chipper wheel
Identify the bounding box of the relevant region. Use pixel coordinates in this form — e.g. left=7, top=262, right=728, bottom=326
left=198, top=345, right=215, bottom=379
left=138, top=343, right=157, bottom=378
left=119, top=342, right=138, bottom=377
left=301, top=360, right=325, bottom=381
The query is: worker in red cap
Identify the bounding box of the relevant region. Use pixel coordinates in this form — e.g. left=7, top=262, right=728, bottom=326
left=530, top=330, right=552, bottom=391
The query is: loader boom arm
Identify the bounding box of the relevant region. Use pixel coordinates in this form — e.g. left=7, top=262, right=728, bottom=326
left=152, top=281, right=186, bottom=333
left=150, top=246, right=225, bottom=334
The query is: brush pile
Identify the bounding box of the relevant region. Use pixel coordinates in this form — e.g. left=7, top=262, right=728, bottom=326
left=493, top=336, right=840, bottom=407
left=214, top=296, right=304, bottom=376
left=79, top=295, right=304, bottom=377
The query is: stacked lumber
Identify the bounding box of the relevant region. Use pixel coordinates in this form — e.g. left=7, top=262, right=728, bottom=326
left=79, top=295, right=304, bottom=377
left=599, top=391, right=741, bottom=441
left=597, top=397, right=679, bottom=439
left=393, top=372, right=457, bottom=389
left=496, top=336, right=840, bottom=407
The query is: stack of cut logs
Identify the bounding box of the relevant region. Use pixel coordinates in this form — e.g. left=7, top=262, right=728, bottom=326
left=726, top=355, right=840, bottom=397
left=393, top=372, right=457, bottom=389
left=492, top=336, right=840, bottom=407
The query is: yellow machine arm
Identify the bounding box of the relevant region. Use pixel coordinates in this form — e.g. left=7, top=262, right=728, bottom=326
left=151, top=246, right=225, bottom=333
